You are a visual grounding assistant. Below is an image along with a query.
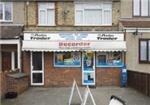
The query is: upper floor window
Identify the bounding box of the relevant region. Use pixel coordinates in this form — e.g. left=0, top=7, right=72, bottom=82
left=0, top=2, right=13, bottom=22
left=133, top=0, right=150, bottom=16
left=139, top=39, right=150, bottom=63
left=75, top=2, right=112, bottom=26
left=38, top=3, right=55, bottom=26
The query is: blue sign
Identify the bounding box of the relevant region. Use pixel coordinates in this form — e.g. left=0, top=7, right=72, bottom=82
left=59, top=33, right=88, bottom=40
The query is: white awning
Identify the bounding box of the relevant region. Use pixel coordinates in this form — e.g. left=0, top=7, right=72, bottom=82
left=22, top=40, right=126, bottom=52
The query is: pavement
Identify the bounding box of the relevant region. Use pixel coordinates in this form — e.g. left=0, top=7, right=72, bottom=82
left=1, top=86, right=150, bottom=105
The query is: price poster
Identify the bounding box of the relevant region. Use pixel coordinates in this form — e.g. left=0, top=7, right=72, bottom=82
left=82, top=51, right=95, bottom=85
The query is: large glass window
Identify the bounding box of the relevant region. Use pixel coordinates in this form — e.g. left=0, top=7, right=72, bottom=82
left=133, top=0, right=150, bottom=16
left=54, top=52, right=81, bottom=67
left=38, top=3, right=55, bottom=26
left=0, top=2, right=12, bottom=21
left=75, top=2, right=112, bottom=25
left=96, top=52, right=123, bottom=67
left=139, top=39, right=150, bottom=63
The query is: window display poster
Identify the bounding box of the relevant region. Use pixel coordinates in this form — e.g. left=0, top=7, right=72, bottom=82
left=54, top=52, right=81, bottom=67
left=83, top=52, right=94, bottom=71
left=83, top=72, right=95, bottom=84
left=96, top=52, right=123, bottom=67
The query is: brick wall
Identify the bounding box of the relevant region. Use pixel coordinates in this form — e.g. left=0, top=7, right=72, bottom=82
left=0, top=72, right=29, bottom=99
left=6, top=76, right=29, bottom=94
left=23, top=52, right=122, bottom=87
left=0, top=72, right=7, bottom=99
left=96, top=67, right=121, bottom=86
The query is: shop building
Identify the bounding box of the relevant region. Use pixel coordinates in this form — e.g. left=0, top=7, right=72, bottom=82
left=22, top=0, right=126, bottom=87
left=120, top=0, right=150, bottom=96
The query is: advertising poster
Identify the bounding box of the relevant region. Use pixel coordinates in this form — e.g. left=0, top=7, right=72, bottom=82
left=82, top=51, right=95, bottom=85
left=83, top=72, right=95, bottom=84
left=83, top=52, right=94, bottom=71
left=54, top=52, right=81, bottom=67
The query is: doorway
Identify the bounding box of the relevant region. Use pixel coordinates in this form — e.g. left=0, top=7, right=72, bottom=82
left=31, top=52, right=44, bottom=86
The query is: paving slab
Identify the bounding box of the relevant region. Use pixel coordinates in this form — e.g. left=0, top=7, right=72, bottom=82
left=1, top=87, right=150, bottom=105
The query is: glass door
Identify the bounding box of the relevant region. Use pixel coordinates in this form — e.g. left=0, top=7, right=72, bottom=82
left=82, top=51, right=95, bottom=85
left=31, top=52, right=44, bottom=86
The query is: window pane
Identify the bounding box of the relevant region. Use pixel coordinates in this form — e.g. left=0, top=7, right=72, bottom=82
left=140, top=41, right=147, bottom=61
left=33, top=73, right=42, bottom=83
left=103, top=3, right=112, bottom=25
left=47, top=9, right=54, bottom=25
left=5, top=3, right=12, bottom=20
left=75, top=10, right=83, bottom=24
left=149, top=0, right=150, bottom=16
left=54, top=52, right=81, bottom=67
left=141, top=0, right=149, bottom=16
left=97, top=55, right=106, bottom=63
left=149, top=40, right=150, bottom=61
left=32, top=52, right=42, bottom=70
left=103, top=10, right=111, bottom=25
left=39, top=10, right=46, bottom=24
left=0, top=3, right=3, bottom=20
left=133, top=0, right=140, bottom=16
left=84, top=9, right=102, bottom=25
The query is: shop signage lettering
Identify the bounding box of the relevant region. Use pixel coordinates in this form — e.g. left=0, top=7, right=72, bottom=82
left=30, top=33, right=51, bottom=40
left=24, top=32, right=124, bottom=41
left=97, top=34, right=118, bottom=40
left=59, top=42, right=90, bottom=48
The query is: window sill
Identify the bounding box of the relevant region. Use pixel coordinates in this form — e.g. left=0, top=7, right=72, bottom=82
left=74, top=24, right=112, bottom=27
left=0, top=20, right=13, bottom=22
left=139, top=61, right=150, bottom=64
left=38, top=24, right=56, bottom=27
left=133, top=16, right=150, bottom=18
left=54, top=65, right=81, bottom=67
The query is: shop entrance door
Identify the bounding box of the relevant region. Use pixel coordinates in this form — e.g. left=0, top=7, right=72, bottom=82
left=82, top=51, right=95, bottom=85
left=31, top=52, right=44, bottom=86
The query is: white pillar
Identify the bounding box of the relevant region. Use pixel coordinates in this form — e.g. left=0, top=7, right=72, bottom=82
left=11, top=51, right=15, bottom=70
left=17, top=41, right=21, bottom=72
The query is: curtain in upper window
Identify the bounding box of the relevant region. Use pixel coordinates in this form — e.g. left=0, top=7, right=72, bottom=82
left=0, top=2, right=12, bottom=21
left=140, top=41, right=147, bottom=61
left=38, top=3, right=55, bottom=26
left=133, top=0, right=150, bottom=16
left=75, top=2, right=112, bottom=25
left=139, top=39, right=150, bottom=63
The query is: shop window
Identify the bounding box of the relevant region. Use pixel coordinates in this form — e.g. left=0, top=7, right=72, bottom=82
left=38, top=3, right=55, bottom=26
left=133, top=0, right=150, bottom=16
left=54, top=52, right=81, bottom=67
left=139, top=39, right=150, bottom=63
left=96, top=52, right=123, bottom=67
left=75, top=1, right=112, bottom=26
left=0, top=2, right=13, bottom=22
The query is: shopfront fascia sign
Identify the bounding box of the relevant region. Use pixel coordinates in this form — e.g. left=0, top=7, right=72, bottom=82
left=59, top=41, right=90, bottom=49
left=24, top=32, right=124, bottom=41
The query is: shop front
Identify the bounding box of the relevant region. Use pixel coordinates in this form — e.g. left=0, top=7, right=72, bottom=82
left=22, top=32, right=126, bottom=86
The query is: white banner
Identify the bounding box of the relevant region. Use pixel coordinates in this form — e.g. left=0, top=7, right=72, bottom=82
left=24, top=32, right=124, bottom=41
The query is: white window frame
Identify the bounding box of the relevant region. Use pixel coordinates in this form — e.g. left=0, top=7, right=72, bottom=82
left=0, top=2, right=13, bottom=22
left=38, top=2, right=55, bottom=26
left=133, top=0, right=150, bottom=17
left=31, top=52, right=44, bottom=86
left=75, top=1, right=112, bottom=26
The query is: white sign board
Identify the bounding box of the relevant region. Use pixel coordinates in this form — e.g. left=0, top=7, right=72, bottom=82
left=68, top=80, right=82, bottom=105
left=81, top=86, right=96, bottom=105
left=24, top=32, right=124, bottom=41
